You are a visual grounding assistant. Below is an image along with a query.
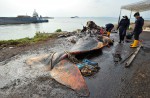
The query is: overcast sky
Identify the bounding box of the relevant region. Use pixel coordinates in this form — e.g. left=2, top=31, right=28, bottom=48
left=0, top=0, right=149, bottom=18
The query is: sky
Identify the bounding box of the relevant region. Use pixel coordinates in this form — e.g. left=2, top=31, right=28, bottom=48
left=0, top=0, right=150, bottom=18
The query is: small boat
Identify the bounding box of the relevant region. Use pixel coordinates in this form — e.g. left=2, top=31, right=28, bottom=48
left=43, top=17, right=54, bottom=19
left=71, top=16, right=79, bottom=18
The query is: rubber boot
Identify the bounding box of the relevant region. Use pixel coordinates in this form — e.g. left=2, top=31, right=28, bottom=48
left=130, top=40, right=139, bottom=48
left=119, top=40, right=121, bottom=44
left=130, top=42, right=134, bottom=46
left=107, top=32, right=110, bottom=37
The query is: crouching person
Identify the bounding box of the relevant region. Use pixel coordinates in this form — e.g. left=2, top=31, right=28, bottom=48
left=105, top=23, right=114, bottom=37
left=130, top=12, right=144, bottom=48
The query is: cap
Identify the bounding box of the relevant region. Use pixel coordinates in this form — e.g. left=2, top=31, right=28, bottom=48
left=134, top=12, right=140, bottom=17
left=123, top=15, right=128, bottom=19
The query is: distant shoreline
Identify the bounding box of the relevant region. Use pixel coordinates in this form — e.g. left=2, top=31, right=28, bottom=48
left=0, top=17, right=150, bottom=40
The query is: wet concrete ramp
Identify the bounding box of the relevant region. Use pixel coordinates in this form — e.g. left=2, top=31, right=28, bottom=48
left=0, top=32, right=150, bottom=98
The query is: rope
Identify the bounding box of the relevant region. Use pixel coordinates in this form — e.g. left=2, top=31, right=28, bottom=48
left=64, top=51, right=80, bottom=64
left=64, top=51, right=100, bottom=77
left=50, top=52, right=56, bottom=68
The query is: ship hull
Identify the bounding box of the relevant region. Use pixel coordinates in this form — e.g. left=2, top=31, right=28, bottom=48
left=0, top=17, right=48, bottom=25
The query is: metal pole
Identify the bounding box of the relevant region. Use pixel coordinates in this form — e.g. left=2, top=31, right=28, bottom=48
left=118, top=9, right=122, bottom=25
left=129, top=10, right=132, bottom=20
left=125, top=45, right=141, bottom=67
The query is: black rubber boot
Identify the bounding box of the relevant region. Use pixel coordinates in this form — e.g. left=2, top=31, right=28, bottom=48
left=119, top=40, right=121, bottom=43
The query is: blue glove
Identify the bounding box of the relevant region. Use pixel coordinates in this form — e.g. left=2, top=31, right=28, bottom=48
left=82, top=59, right=98, bottom=66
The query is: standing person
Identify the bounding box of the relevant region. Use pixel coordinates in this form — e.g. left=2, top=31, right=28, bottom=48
left=105, top=23, right=114, bottom=37
left=117, top=16, right=130, bottom=43
left=130, top=12, right=144, bottom=48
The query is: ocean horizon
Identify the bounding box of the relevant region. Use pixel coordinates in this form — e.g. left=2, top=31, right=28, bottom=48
left=0, top=17, right=132, bottom=40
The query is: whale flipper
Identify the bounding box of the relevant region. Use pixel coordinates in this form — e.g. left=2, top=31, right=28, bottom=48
left=50, top=59, right=90, bottom=97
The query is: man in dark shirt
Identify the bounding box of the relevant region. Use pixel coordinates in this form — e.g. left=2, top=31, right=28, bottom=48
left=130, top=12, right=144, bottom=48
left=117, top=16, right=130, bottom=43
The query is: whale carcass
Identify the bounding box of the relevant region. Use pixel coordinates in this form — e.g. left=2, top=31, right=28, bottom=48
left=26, top=35, right=113, bottom=96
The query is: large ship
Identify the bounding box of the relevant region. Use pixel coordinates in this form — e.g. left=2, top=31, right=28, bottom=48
left=0, top=10, right=49, bottom=25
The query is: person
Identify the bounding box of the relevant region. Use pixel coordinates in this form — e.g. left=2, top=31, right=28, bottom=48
left=117, top=16, right=130, bottom=43
left=130, top=12, right=144, bottom=48
left=99, top=27, right=105, bottom=35
left=105, top=23, right=114, bottom=37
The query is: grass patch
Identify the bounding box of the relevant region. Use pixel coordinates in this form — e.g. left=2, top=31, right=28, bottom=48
left=0, top=31, right=67, bottom=47
left=55, top=29, right=62, bottom=32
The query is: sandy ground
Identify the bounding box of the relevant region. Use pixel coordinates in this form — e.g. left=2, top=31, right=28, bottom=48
left=0, top=32, right=150, bottom=98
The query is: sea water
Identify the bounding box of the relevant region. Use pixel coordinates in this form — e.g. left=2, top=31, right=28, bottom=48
left=0, top=17, right=118, bottom=40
